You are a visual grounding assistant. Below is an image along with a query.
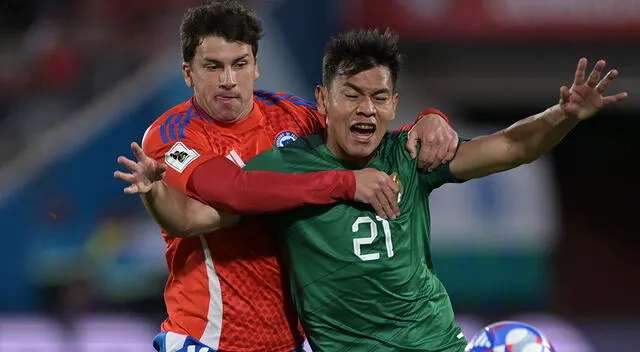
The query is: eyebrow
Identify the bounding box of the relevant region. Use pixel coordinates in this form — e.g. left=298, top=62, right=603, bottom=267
left=342, top=82, right=391, bottom=96
left=202, top=54, right=250, bottom=65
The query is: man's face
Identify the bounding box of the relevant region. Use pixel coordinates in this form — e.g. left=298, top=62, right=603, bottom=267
left=182, top=36, right=259, bottom=123
left=316, top=66, right=398, bottom=165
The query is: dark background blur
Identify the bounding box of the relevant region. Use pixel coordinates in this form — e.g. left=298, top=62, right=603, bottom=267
left=0, top=0, right=638, bottom=350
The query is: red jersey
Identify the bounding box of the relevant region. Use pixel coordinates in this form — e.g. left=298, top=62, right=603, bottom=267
left=142, top=90, right=325, bottom=351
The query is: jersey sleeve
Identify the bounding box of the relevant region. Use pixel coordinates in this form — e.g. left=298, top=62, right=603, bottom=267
left=186, top=146, right=356, bottom=215
left=141, top=122, right=214, bottom=193
left=419, top=137, right=468, bottom=190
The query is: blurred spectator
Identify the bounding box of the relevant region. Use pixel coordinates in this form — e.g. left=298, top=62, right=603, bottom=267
left=0, top=0, right=200, bottom=167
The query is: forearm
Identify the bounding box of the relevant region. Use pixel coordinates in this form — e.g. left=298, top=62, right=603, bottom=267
left=450, top=104, right=579, bottom=180
left=187, top=156, right=356, bottom=214
left=505, top=104, right=579, bottom=162
left=141, top=181, right=228, bottom=237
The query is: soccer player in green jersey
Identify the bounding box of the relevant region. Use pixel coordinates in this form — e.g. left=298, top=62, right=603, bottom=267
left=117, top=29, right=627, bottom=351
left=237, top=30, right=627, bottom=351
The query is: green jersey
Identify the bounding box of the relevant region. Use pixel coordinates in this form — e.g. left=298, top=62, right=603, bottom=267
left=245, top=132, right=466, bottom=352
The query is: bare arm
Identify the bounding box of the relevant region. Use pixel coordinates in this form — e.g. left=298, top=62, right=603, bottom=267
left=450, top=104, right=576, bottom=180
left=114, top=142, right=238, bottom=237
left=449, top=58, right=628, bottom=181
left=140, top=181, right=238, bottom=237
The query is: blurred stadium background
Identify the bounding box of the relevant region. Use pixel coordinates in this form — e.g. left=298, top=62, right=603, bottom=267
left=0, top=0, right=638, bottom=350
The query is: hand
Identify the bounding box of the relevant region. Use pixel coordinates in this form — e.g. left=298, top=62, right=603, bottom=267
left=406, top=113, right=459, bottom=172
left=114, top=142, right=167, bottom=194
left=560, top=58, right=628, bottom=121
left=353, top=168, right=400, bottom=219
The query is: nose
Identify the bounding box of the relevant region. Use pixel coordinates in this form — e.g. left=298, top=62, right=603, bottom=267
left=356, top=96, right=375, bottom=116
left=219, top=66, right=237, bottom=89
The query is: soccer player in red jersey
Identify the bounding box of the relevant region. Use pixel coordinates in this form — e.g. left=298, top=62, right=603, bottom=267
left=115, top=1, right=460, bottom=351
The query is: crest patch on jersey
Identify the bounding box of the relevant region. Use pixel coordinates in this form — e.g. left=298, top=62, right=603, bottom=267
left=165, top=142, right=200, bottom=173
left=390, top=172, right=404, bottom=204
left=275, top=131, right=298, bottom=147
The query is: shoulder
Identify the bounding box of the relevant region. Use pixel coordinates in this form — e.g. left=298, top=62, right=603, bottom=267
left=381, top=131, right=410, bottom=156
left=254, top=89, right=318, bottom=111
left=254, top=89, right=325, bottom=140
left=142, top=99, right=209, bottom=158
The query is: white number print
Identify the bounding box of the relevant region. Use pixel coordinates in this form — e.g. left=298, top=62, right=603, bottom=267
left=351, top=216, right=394, bottom=261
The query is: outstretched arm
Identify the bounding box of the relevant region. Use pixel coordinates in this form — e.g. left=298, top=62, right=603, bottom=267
left=449, top=58, right=628, bottom=181
left=115, top=144, right=401, bottom=237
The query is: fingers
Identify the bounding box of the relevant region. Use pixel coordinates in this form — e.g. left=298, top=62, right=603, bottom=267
left=117, top=155, right=139, bottom=172
left=431, top=129, right=458, bottom=168
left=443, top=135, right=458, bottom=163
left=123, top=184, right=140, bottom=195
left=370, top=174, right=400, bottom=219
left=381, top=180, right=400, bottom=217
left=602, top=92, right=629, bottom=105
left=131, top=142, right=147, bottom=161
left=373, top=191, right=396, bottom=220
left=595, top=69, right=618, bottom=94
left=559, top=85, right=571, bottom=104
left=113, top=170, right=135, bottom=183
left=417, top=138, right=439, bottom=171
left=405, top=130, right=418, bottom=159
left=586, top=60, right=606, bottom=88
left=431, top=143, right=450, bottom=170
left=573, top=57, right=588, bottom=86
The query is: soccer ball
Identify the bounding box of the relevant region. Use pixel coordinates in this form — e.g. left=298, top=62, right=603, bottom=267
left=465, top=321, right=556, bottom=352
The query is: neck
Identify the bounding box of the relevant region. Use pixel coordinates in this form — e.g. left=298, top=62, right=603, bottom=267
left=323, top=131, right=376, bottom=167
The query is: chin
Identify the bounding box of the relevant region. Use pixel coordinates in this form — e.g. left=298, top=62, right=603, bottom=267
left=346, top=144, right=377, bottom=161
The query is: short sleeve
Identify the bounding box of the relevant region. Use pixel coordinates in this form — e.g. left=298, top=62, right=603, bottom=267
left=141, top=122, right=215, bottom=193
left=419, top=137, right=468, bottom=191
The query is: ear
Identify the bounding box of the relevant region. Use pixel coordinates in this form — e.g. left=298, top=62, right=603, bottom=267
left=390, top=93, right=399, bottom=121
left=182, top=62, right=194, bottom=88
left=314, top=85, right=328, bottom=116
left=253, top=55, right=260, bottom=81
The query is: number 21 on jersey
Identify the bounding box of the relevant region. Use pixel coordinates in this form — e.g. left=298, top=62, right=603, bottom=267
left=351, top=216, right=394, bottom=261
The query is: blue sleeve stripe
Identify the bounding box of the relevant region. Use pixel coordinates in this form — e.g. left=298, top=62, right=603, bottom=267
left=254, top=90, right=317, bottom=109
left=169, top=113, right=182, bottom=141
left=159, top=114, right=175, bottom=143
left=178, top=106, right=196, bottom=139
left=160, top=107, right=200, bottom=143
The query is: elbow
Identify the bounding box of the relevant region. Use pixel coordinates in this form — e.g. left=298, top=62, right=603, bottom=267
left=518, top=152, right=539, bottom=165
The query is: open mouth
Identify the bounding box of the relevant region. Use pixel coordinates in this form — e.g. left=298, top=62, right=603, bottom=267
left=350, top=123, right=376, bottom=141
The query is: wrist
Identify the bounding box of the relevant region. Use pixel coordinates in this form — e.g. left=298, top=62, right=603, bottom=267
left=545, top=104, right=579, bottom=126
left=417, top=108, right=449, bottom=124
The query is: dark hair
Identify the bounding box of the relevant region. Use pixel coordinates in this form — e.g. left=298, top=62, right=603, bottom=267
left=322, top=28, right=402, bottom=90
left=180, top=0, right=264, bottom=63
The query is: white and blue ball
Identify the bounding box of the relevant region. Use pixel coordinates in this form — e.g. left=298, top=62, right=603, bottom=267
left=465, top=321, right=556, bottom=352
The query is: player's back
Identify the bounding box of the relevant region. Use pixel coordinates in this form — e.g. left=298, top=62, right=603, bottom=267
left=244, top=132, right=466, bottom=351
left=141, top=91, right=324, bottom=352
